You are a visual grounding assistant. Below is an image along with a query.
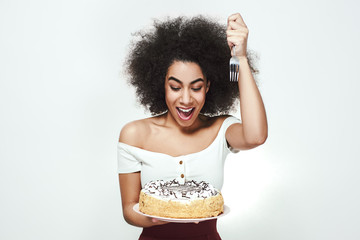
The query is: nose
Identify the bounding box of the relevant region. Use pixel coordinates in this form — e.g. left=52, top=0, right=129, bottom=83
left=179, top=89, right=192, bottom=105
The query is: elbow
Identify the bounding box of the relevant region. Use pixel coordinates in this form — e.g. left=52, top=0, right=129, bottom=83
left=123, top=210, right=138, bottom=227
left=123, top=215, right=135, bottom=226
left=121, top=204, right=137, bottom=227
left=122, top=211, right=131, bottom=225
left=244, top=123, right=268, bottom=147
left=254, top=127, right=268, bottom=145
left=246, top=132, right=268, bottom=147
left=256, top=123, right=268, bottom=143
left=257, top=133, right=268, bottom=145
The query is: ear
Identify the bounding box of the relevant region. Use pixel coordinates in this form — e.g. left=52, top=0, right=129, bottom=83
left=206, top=80, right=210, bottom=93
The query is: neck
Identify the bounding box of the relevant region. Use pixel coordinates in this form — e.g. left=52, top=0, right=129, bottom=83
left=163, top=111, right=205, bottom=134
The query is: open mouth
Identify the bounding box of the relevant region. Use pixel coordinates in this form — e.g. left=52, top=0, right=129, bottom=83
left=176, top=107, right=195, bottom=121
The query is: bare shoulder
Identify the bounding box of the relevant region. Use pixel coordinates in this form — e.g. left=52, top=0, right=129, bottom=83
left=200, top=114, right=232, bottom=132
left=118, top=119, right=151, bottom=147
left=212, top=115, right=232, bottom=126
left=211, top=115, right=242, bottom=134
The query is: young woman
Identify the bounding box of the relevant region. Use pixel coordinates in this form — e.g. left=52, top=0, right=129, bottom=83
left=118, top=13, right=267, bottom=240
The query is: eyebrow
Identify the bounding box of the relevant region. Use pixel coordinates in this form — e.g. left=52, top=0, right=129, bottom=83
left=168, top=76, right=204, bottom=84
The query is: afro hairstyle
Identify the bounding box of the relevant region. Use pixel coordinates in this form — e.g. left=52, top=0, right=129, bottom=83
left=124, top=15, right=258, bottom=116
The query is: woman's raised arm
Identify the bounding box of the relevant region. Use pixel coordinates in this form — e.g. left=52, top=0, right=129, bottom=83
left=225, top=13, right=268, bottom=150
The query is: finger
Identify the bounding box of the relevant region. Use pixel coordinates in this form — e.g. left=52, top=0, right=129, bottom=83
left=226, top=29, right=249, bottom=37
left=227, top=13, right=247, bottom=27
left=227, top=35, right=246, bottom=43
left=228, top=20, right=243, bottom=30
left=228, top=21, right=248, bottom=32
left=227, top=13, right=241, bottom=30
left=227, top=36, right=246, bottom=47
left=151, top=218, right=163, bottom=223
left=227, top=13, right=241, bottom=23
left=235, top=14, right=246, bottom=27
left=151, top=218, right=168, bottom=225
left=226, top=32, right=248, bottom=46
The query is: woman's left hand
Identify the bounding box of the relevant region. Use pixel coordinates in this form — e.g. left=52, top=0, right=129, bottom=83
left=226, top=13, right=249, bottom=57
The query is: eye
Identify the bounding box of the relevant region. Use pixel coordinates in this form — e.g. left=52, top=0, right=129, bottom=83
left=170, top=86, right=181, bottom=91
left=192, top=87, right=202, bottom=91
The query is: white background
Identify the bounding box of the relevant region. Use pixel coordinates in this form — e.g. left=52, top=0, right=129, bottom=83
left=1, top=0, right=360, bottom=239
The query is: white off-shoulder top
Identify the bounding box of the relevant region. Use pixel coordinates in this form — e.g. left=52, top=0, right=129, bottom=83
left=117, top=116, right=241, bottom=190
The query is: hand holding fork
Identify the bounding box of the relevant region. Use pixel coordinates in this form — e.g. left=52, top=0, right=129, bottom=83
left=227, top=13, right=249, bottom=81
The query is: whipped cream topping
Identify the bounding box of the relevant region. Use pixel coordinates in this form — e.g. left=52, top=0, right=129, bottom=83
left=142, top=179, right=219, bottom=200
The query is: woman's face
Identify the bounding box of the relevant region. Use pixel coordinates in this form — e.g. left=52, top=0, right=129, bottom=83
left=164, top=61, right=209, bottom=128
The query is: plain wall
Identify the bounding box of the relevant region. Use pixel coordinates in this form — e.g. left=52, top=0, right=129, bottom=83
left=1, top=0, right=359, bottom=239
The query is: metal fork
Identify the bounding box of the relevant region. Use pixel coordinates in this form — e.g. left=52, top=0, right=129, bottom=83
left=229, top=46, right=240, bottom=82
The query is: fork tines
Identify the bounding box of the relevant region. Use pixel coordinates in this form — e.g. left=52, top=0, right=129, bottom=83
left=230, top=63, right=239, bottom=82
left=229, top=46, right=240, bottom=82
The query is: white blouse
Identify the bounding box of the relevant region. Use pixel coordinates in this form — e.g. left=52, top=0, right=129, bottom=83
left=117, top=116, right=241, bottom=190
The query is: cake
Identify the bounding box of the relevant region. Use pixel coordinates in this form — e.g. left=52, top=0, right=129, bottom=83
left=138, top=179, right=224, bottom=219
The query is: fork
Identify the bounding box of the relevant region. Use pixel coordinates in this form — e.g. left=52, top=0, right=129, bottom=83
left=229, top=46, right=240, bottom=82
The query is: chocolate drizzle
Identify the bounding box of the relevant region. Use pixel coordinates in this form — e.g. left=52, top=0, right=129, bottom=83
left=142, top=179, right=219, bottom=200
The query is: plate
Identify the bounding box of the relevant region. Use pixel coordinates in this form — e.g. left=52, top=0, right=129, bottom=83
left=133, top=203, right=230, bottom=223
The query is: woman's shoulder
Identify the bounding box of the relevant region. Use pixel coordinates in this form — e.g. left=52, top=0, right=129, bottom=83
left=118, top=118, right=151, bottom=146
left=118, top=116, right=164, bottom=147
left=204, top=114, right=232, bottom=126
left=197, top=114, right=233, bottom=134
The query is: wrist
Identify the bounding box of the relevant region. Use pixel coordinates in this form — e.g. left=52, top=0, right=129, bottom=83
left=237, top=55, right=248, bottom=61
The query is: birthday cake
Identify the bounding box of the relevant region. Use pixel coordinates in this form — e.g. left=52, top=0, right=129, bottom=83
left=138, top=179, right=224, bottom=219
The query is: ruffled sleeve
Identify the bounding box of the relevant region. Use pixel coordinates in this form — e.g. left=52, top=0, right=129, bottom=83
left=117, top=142, right=141, bottom=174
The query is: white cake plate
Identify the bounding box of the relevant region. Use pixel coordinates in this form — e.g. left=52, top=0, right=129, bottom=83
left=133, top=203, right=230, bottom=223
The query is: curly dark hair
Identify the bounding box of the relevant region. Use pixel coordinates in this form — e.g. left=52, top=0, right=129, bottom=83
left=124, top=15, right=258, bottom=116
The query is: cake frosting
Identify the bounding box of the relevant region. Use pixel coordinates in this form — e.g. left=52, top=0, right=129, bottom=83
left=142, top=179, right=219, bottom=200
left=139, top=179, right=224, bottom=219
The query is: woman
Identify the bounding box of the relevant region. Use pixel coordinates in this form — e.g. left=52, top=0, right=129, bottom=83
left=118, top=13, right=267, bottom=239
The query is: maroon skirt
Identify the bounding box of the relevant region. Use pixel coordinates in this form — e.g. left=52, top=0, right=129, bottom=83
left=139, top=219, right=221, bottom=240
